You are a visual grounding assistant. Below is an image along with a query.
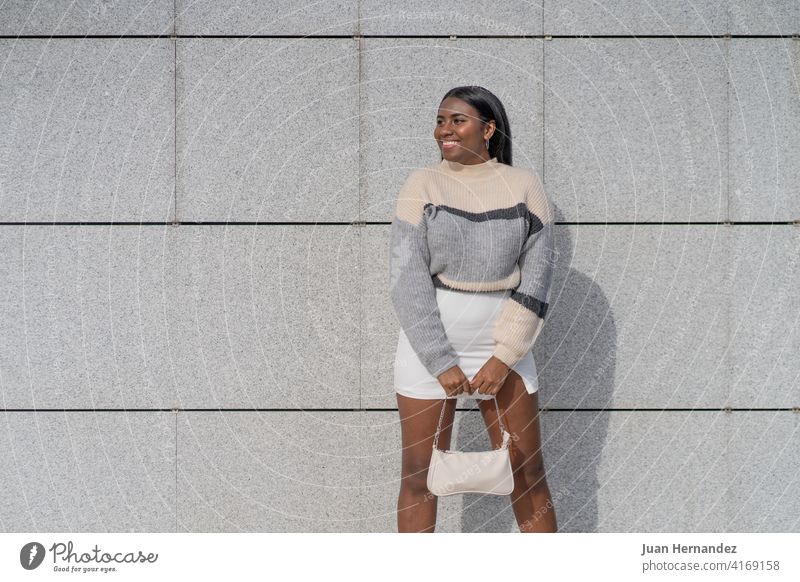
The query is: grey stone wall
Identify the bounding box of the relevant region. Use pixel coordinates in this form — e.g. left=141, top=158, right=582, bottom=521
left=1, top=1, right=798, bottom=532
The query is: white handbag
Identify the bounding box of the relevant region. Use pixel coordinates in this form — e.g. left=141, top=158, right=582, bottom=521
left=426, top=395, right=515, bottom=496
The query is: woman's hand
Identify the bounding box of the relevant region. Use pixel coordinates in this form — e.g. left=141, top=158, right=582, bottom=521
left=469, top=356, right=511, bottom=396
left=436, top=365, right=473, bottom=397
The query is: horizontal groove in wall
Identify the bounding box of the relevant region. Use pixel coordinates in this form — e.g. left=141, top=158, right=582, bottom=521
left=1, top=407, right=796, bottom=412
left=0, top=221, right=796, bottom=227
left=0, top=35, right=797, bottom=40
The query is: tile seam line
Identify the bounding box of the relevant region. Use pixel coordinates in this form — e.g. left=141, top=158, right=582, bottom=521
left=1, top=408, right=795, bottom=412
left=0, top=221, right=796, bottom=226
left=357, top=0, right=363, bottom=412
left=173, top=0, right=177, bottom=535
left=172, top=1, right=177, bottom=225
left=1, top=35, right=796, bottom=40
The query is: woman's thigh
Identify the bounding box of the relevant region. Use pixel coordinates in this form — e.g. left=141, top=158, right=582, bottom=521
left=478, top=369, right=544, bottom=470
left=396, top=393, right=457, bottom=480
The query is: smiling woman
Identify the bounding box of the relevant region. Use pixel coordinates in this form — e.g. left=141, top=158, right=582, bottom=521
left=435, top=93, right=503, bottom=162
left=389, top=85, right=558, bottom=533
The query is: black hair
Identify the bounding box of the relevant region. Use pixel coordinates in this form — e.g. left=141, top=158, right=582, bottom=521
left=439, top=85, right=512, bottom=165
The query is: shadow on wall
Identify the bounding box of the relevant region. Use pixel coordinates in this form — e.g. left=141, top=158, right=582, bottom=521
left=454, top=202, right=616, bottom=533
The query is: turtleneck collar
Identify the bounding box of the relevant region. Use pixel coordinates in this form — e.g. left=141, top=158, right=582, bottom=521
left=440, top=156, right=499, bottom=175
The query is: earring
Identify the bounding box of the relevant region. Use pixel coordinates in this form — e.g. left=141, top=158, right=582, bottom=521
left=485, top=139, right=489, bottom=150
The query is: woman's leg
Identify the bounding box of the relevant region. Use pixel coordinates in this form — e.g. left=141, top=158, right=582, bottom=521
left=396, top=393, right=456, bottom=533
left=478, top=371, right=557, bottom=532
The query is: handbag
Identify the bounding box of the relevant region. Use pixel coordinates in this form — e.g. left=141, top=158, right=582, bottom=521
left=426, top=395, right=514, bottom=496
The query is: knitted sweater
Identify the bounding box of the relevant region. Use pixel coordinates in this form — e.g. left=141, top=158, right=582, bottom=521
left=388, top=156, right=555, bottom=378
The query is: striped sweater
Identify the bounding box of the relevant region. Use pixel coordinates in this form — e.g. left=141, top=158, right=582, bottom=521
left=388, top=155, right=555, bottom=378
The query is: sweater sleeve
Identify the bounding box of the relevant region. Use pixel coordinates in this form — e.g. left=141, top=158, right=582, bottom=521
left=388, top=170, right=459, bottom=378
left=490, top=173, right=556, bottom=369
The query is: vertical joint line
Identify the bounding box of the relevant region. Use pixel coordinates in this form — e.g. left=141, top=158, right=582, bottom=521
left=724, top=35, right=730, bottom=223
left=172, top=0, right=178, bottom=226
left=541, top=23, right=546, bottom=190
left=356, top=1, right=363, bottom=410
left=173, top=409, right=178, bottom=533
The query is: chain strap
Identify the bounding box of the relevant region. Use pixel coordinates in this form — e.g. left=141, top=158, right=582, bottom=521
left=432, top=395, right=506, bottom=450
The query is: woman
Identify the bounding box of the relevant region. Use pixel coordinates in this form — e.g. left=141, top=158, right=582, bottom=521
left=389, top=85, right=557, bottom=533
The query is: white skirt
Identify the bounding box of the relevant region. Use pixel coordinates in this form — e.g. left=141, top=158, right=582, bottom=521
left=394, top=287, right=539, bottom=400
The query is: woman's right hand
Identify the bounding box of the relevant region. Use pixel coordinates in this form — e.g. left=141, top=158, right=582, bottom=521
left=437, top=365, right=473, bottom=397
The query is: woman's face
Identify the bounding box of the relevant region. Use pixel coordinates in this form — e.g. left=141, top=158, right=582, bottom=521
left=434, top=96, right=495, bottom=164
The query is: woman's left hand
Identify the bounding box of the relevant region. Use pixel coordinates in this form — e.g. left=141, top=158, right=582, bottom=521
left=469, top=356, right=511, bottom=396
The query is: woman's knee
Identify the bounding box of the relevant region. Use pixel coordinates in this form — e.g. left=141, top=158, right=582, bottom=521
left=400, top=458, right=433, bottom=494
left=511, top=448, right=547, bottom=486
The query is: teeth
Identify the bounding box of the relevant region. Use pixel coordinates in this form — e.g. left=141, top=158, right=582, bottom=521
left=443, top=140, right=459, bottom=144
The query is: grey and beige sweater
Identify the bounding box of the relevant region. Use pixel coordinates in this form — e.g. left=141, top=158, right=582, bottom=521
left=389, top=155, right=555, bottom=378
